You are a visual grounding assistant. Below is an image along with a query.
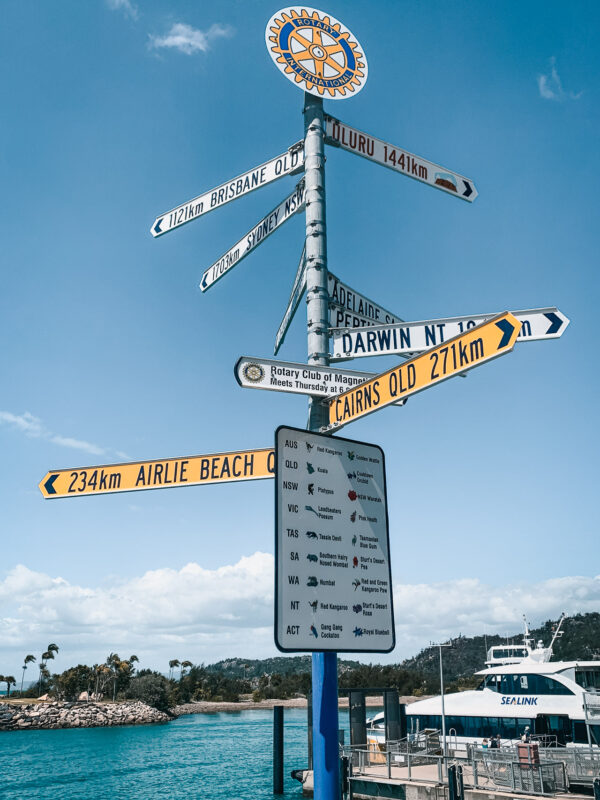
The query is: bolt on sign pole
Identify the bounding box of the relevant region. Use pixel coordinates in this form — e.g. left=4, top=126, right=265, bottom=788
left=303, top=89, right=339, bottom=800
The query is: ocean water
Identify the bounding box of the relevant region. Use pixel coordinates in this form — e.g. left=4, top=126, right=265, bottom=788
left=0, top=708, right=353, bottom=800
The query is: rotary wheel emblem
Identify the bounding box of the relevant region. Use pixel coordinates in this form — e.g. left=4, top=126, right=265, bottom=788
left=266, top=7, right=368, bottom=99
left=243, top=363, right=265, bottom=383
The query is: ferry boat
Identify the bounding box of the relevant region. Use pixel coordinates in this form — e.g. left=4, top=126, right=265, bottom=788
left=369, top=615, right=600, bottom=749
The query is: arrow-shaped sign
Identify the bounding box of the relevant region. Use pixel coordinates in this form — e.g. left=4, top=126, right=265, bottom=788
left=200, top=182, right=305, bottom=292
left=274, top=247, right=307, bottom=355
left=39, top=448, right=276, bottom=499
left=325, top=115, right=477, bottom=202
left=150, top=142, right=304, bottom=238
left=328, top=272, right=404, bottom=329
left=331, top=307, right=569, bottom=361
left=325, top=312, right=520, bottom=430
left=235, top=356, right=405, bottom=406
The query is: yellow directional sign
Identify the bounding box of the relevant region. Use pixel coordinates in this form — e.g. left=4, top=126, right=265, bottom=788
left=39, top=448, right=275, bottom=499
left=327, top=312, right=520, bottom=429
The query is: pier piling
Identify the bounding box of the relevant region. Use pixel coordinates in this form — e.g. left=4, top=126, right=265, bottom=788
left=273, top=705, right=284, bottom=794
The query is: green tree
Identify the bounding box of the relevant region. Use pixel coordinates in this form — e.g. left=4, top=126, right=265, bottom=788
left=180, top=660, right=193, bottom=681
left=125, top=672, right=171, bottom=713
left=168, top=659, right=180, bottom=680
left=20, top=654, right=36, bottom=695
left=38, top=650, right=56, bottom=695
left=52, top=665, right=94, bottom=701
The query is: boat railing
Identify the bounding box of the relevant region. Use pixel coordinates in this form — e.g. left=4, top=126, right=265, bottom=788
left=530, top=734, right=560, bottom=748
left=583, top=691, right=600, bottom=717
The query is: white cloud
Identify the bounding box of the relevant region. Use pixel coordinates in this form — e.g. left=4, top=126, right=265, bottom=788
left=537, top=57, right=582, bottom=101
left=1, top=555, right=599, bottom=676
left=106, top=0, right=138, bottom=20
left=0, top=410, right=112, bottom=457
left=148, top=23, right=233, bottom=55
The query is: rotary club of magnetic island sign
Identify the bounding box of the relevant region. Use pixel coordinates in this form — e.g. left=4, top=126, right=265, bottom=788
left=265, top=7, right=368, bottom=99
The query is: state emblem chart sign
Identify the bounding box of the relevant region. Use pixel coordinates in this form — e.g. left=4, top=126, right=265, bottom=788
left=275, top=426, right=394, bottom=653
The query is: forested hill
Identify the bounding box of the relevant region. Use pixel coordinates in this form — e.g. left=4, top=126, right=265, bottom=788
left=401, top=613, right=600, bottom=682
left=207, top=613, right=600, bottom=686
left=209, top=656, right=362, bottom=679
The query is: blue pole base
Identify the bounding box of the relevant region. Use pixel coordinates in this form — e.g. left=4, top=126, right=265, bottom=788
left=312, top=651, right=340, bottom=800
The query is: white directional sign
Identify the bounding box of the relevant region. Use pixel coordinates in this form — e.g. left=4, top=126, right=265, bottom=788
left=235, top=356, right=406, bottom=406
left=151, top=142, right=304, bottom=237
left=200, top=183, right=305, bottom=292
left=328, top=273, right=404, bottom=329
left=325, top=115, right=477, bottom=202
left=274, top=247, right=307, bottom=355
left=331, top=307, right=570, bottom=361
left=275, top=426, right=394, bottom=653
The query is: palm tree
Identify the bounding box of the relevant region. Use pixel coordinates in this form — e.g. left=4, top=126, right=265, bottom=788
left=4, top=676, right=16, bottom=698
left=92, top=663, right=112, bottom=698
left=38, top=650, right=55, bottom=696
left=106, top=652, right=122, bottom=702
left=21, top=654, right=36, bottom=695
left=38, top=665, right=50, bottom=695
left=128, top=655, right=139, bottom=676
left=37, top=643, right=59, bottom=696
left=169, top=659, right=180, bottom=681
left=180, top=660, right=193, bottom=681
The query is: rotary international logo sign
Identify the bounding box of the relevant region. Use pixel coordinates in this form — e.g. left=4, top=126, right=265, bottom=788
left=266, top=7, right=368, bottom=99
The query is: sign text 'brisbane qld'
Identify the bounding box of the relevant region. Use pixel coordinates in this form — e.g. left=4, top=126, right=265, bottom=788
left=327, top=312, right=520, bottom=429
left=328, top=272, right=404, bottom=330
left=39, top=448, right=275, bottom=499
left=201, top=183, right=305, bottom=292
left=325, top=116, right=477, bottom=202
left=331, top=307, right=570, bottom=360
left=151, top=143, right=304, bottom=238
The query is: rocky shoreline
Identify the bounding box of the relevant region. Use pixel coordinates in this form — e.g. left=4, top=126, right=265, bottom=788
left=1, top=695, right=420, bottom=731
left=0, top=700, right=170, bottom=731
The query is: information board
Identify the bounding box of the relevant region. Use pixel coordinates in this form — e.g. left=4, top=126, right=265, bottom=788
left=275, top=426, right=394, bottom=653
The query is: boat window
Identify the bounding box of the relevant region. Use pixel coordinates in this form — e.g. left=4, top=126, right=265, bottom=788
left=497, top=674, right=573, bottom=695
left=409, top=714, right=533, bottom=739
left=575, top=669, right=600, bottom=691
left=477, top=675, right=499, bottom=691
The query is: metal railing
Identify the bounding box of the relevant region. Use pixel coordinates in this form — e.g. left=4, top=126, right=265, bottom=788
left=341, top=736, right=574, bottom=795
left=470, top=747, right=568, bottom=794
left=539, top=745, right=600, bottom=786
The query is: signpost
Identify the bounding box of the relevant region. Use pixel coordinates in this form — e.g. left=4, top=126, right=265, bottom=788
left=325, top=115, right=478, bottom=202
left=39, top=9, right=568, bottom=800
left=331, top=307, right=570, bottom=360
left=328, top=272, right=404, bottom=329
left=200, top=182, right=305, bottom=292
left=39, top=448, right=275, bottom=499
left=327, top=312, right=520, bottom=429
left=274, top=247, right=307, bottom=355
left=235, top=356, right=406, bottom=406
left=275, top=426, right=394, bottom=652
left=151, top=142, right=304, bottom=237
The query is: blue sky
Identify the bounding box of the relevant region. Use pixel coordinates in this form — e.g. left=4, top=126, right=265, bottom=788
left=1, top=0, right=599, bottom=677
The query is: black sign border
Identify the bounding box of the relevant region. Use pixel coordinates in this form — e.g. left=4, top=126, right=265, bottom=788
left=274, top=424, right=395, bottom=654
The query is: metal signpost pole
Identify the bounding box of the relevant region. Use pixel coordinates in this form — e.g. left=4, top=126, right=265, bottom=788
left=304, top=90, right=339, bottom=800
